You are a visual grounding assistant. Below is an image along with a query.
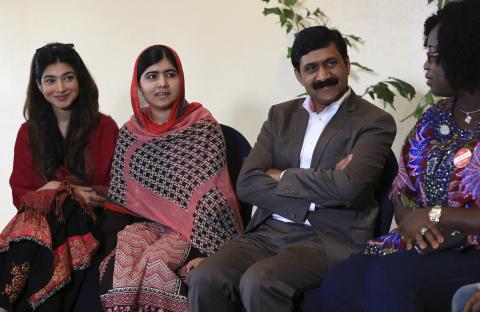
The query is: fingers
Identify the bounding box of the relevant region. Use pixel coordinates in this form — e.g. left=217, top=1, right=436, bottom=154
left=37, top=181, right=62, bottom=191
left=75, top=186, right=94, bottom=192
left=401, top=232, right=413, bottom=250
left=73, top=188, right=105, bottom=207
left=429, top=226, right=444, bottom=244
left=414, top=233, right=427, bottom=250
left=417, top=226, right=443, bottom=250
left=93, top=201, right=105, bottom=207
left=90, top=199, right=105, bottom=208
left=90, top=194, right=106, bottom=202
left=405, top=238, right=414, bottom=250
left=186, top=258, right=206, bottom=273
left=335, top=156, right=345, bottom=170
left=423, top=230, right=439, bottom=249
left=335, top=154, right=353, bottom=170
left=404, top=228, right=445, bottom=252
left=185, top=262, right=194, bottom=273
left=85, top=193, right=105, bottom=207
left=265, top=169, right=281, bottom=181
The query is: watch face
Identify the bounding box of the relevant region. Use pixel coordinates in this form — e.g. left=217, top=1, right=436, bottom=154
left=429, top=208, right=442, bottom=223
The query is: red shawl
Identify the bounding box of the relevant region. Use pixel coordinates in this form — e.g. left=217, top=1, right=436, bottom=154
left=105, top=45, right=243, bottom=255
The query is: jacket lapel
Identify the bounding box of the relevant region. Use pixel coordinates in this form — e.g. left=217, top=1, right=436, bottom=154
left=311, top=92, right=357, bottom=168
left=289, top=101, right=309, bottom=168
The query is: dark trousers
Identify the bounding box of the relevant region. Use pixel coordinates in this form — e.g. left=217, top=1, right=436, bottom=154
left=187, top=218, right=327, bottom=312
left=318, top=248, right=480, bottom=312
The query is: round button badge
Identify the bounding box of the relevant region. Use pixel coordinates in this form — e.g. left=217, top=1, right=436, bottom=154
left=453, top=147, right=472, bottom=168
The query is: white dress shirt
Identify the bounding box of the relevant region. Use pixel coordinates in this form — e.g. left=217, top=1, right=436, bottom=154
left=272, top=89, right=351, bottom=225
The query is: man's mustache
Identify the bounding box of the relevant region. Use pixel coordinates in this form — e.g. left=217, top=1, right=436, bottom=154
left=312, top=78, right=339, bottom=90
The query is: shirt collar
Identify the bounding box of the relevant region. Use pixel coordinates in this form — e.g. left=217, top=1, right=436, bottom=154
left=302, top=88, right=351, bottom=116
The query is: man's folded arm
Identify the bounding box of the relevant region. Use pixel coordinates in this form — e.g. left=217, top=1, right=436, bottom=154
left=236, top=106, right=311, bottom=223
left=275, top=112, right=396, bottom=209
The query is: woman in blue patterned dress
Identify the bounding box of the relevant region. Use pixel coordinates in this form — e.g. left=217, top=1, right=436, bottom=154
left=318, top=1, right=480, bottom=311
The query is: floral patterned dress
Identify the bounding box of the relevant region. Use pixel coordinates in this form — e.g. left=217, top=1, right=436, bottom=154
left=365, top=98, right=480, bottom=255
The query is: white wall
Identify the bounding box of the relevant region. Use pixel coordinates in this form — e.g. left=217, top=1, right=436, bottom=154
left=0, top=0, right=436, bottom=228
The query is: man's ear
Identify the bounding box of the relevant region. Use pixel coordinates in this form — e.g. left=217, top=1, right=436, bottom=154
left=294, top=69, right=304, bottom=86
left=344, top=56, right=351, bottom=75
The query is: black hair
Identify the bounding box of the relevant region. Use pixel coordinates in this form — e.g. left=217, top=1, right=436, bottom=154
left=424, top=0, right=480, bottom=92
left=24, top=43, right=99, bottom=180
left=291, top=25, right=348, bottom=70
left=137, top=45, right=178, bottom=82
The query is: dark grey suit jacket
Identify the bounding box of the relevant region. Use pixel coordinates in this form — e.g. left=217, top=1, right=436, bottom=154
left=236, top=92, right=396, bottom=268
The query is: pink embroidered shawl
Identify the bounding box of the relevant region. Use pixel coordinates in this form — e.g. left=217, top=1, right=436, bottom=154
left=105, top=45, right=243, bottom=255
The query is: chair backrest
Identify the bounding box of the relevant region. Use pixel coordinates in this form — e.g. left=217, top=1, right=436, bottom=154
left=220, top=124, right=253, bottom=226
left=373, top=149, right=399, bottom=237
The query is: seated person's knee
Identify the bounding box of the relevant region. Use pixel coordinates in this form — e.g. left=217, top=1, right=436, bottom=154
left=239, top=264, right=268, bottom=296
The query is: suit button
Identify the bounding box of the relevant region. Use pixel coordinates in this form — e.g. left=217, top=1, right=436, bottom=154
left=290, top=213, right=296, bottom=218
left=285, top=190, right=291, bottom=194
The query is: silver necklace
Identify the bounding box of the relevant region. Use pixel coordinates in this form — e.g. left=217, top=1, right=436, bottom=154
left=457, top=106, right=480, bottom=124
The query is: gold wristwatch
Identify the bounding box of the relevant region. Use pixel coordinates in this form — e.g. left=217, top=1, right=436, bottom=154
left=428, top=205, right=442, bottom=224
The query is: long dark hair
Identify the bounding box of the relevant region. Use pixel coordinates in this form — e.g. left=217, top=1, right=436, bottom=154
left=24, top=43, right=100, bottom=180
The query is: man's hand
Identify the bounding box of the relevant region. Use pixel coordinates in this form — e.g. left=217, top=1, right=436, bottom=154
left=335, top=154, right=353, bottom=170
left=185, top=257, right=206, bottom=273
left=266, top=169, right=282, bottom=182
left=265, top=154, right=352, bottom=182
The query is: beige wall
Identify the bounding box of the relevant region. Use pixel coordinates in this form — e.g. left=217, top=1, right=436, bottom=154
left=0, top=0, right=436, bottom=227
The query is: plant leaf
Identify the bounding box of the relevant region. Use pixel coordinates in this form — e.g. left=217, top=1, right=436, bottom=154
left=342, top=34, right=363, bottom=48
left=385, top=77, right=416, bottom=100
left=295, top=13, right=303, bottom=23
left=263, top=7, right=282, bottom=16
left=363, top=82, right=395, bottom=109
left=351, top=62, right=374, bottom=72
left=343, top=33, right=362, bottom=43
left=401, top=90, right=435, bottom=121
left=286, top=23, right=293, bottom=33
left=313, top=7, right=326, bottom=18
left=261, top=0, right=420, bottom=118
left=283, top=0, right=296, bottom=6
left=282, top=8, right=294, bottom=19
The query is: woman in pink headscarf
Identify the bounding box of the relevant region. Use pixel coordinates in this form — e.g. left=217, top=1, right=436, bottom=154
left=99, top=45, right=244, bottom=311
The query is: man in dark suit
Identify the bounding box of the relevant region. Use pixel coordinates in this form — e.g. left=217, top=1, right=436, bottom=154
left=188, top=25, right=396, bottom=312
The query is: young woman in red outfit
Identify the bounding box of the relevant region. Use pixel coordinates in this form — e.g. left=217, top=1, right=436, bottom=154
left=0, top=43, right=119, bottom=311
